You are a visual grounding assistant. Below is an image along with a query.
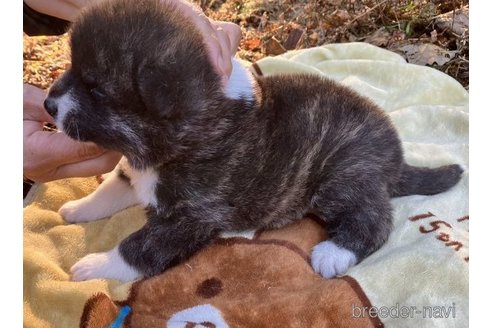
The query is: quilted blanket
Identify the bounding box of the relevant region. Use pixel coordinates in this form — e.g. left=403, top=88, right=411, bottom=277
left=24, top=42, right=469, bottom=328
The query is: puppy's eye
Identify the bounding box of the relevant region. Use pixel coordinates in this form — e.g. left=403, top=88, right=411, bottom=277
left=90, top=87, right=106, bottom=100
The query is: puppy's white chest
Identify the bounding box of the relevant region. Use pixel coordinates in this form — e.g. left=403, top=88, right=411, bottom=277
left=131, top=169, right=159, bottom=207
left=119, top=157, right=159, bottom=207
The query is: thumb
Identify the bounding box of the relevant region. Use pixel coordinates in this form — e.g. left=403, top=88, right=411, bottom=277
left=42, top=131, right=106, bottom=166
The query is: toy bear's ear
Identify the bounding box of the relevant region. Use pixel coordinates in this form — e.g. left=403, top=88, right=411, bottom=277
left=80, top=293, right=121, bottom=328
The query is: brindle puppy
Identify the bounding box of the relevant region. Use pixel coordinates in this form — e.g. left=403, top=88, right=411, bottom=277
left=44, top=0, right=463, bottom=282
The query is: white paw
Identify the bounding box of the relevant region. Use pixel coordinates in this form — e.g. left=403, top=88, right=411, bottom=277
left=311, top=241, right=357, bottom=279
left=71, top=247, right=141, bottom=282
left=59, top=199, right=94, bottom=223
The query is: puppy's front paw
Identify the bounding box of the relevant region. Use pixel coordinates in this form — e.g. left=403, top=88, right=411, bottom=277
left=59, top=199, right=93, bottom=223
left=71, top=252, right=110, bottom=281
left=71, top=248, right=141, bottom=282
left=311, top=241, right=357, bottom=279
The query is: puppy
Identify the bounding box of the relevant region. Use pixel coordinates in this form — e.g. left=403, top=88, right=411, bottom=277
left=44, top=0, right=463, bottom=282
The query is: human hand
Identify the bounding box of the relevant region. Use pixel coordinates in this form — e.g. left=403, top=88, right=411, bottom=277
left=23, top=0, right=240, bottom=182
left=172, top=1, right=242, bottom=88
left=23, top=84, right=121, bottom=182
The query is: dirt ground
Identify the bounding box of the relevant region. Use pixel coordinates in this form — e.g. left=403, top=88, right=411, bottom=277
left=23, top=0, right=469, bottom=90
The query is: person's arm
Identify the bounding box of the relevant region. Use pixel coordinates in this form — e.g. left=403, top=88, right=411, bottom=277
left=24, top=0, right=93, bottom=22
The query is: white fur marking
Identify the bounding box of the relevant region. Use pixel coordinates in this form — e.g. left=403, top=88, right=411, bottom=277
left=71, top=246, right=141, bottom=282
left=51, top=91, right=77, bottom=131
left=311, top=241, right=357, bottom=278
left=225, top=58, right=256, bottom=100
left=119, top=157, right=159, bottom=207
left=130, top=167, right=159, bottom=207
left=220, top=229, right=256, bottom=240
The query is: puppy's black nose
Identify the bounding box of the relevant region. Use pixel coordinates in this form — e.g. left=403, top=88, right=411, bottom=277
left=44, top=98, right=58, bottom=118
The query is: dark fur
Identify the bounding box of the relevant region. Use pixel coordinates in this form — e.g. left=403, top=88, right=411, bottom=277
left=46, top=0, right=462, bottom=277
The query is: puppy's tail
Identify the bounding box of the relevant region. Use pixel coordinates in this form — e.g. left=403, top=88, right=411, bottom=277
left=390, top=163, right=463, bottom=197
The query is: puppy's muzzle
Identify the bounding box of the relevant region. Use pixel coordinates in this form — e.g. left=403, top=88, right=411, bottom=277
left=44, top=97, right=58, bottom=119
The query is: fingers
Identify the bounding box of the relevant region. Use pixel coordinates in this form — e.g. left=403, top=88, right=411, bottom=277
left=27, top=150, right=121, bottom=183
left=23, top=84, right=54, bottom=124
left=207, top=24, right=232, bottom=82
left=206, top=21, right=241, bottom=80
left=43, top=131, right=106, bottom=166
left=24, top=129, right=122, bottom=182
left=218, top=22, right=241, bottom=55
left=172, top=0, right=240, bottom=88
left=23, top=119, right=47, bottom=140
left=50, top=150, right=121, bottom=181
left=24, top=130, right=103, bottom=170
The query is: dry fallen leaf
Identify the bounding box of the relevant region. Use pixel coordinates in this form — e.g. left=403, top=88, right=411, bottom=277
left=334, top=9, right=351, bottom=22
left=434, top=5, right=469, bottom=35
left=364, top=27, right=391, bottom=47
left=397, top=43, right=458, bottom=66
left=430, top=29, right=438, bottom=43
left=283, top=27, right=305, bottom=50
left=243, top=38, right=261, bottom=51
left=262, top=37, right=286, bottom=56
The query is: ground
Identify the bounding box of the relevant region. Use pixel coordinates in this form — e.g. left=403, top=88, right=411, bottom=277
left=23, top=0, right=469, bottom=89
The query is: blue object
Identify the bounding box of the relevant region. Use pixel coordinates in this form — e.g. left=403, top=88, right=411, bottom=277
left=108, top=305, right=132, bottom=328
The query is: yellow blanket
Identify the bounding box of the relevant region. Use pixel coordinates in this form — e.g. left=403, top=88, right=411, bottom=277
left=24, top=43, right=468, bottom=328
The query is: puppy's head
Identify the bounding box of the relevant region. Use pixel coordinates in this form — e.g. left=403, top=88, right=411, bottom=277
left=44, top=0, right=224, bottom=167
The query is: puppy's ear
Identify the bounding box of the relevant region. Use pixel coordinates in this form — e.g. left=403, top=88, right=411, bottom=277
left=137, top=61, right=183, bottom=119
left=136, top=56, right=222, bottom=119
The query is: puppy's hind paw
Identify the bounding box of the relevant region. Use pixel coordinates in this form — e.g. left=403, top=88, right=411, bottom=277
left=311, top=241, right=357, bottom=279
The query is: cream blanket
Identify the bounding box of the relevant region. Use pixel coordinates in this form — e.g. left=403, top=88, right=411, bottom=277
left=24, top=43, right=468, bottom=328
